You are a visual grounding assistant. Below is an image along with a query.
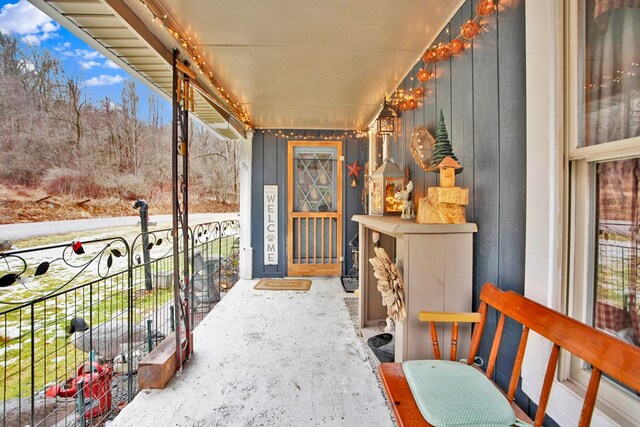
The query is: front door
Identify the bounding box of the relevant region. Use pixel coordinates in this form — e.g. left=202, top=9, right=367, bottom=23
left=287, top=141, right=342, bottom=276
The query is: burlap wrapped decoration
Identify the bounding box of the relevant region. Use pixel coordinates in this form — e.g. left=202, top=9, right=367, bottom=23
left=369, top=247, right=407, bottom=322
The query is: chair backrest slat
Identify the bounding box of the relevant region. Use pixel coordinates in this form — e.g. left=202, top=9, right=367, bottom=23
left=578, top=367, right=602, bottom=427
left=429, top=321, right=441, bottom=360
left=507, top=326, right=530, bottom=401
left=534, top=343, right=560, bottom=426
left=467, top=302, right=488, bottom=364
left=486, top=312, right=506, bottom=378
left=451, top=322, right=459, bottom=361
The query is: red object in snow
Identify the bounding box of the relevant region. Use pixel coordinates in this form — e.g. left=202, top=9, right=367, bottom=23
left=72, top=240, right=85, bottom=255
left=46, top=362, right=113, bottom=418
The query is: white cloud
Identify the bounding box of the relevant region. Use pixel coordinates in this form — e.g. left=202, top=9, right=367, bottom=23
left=103, top=59, right=120, bottom=69
left=78, top=50, right=101, bottom=60
left=41, top=21, right=57, bottom=33
left=54, top=44, right=119, bottom=71
left=84, top=74, right=125, bottom=87
left=60, top=48, right=102, bottom=61
left=18, top=59, right=34, bottom=72
left=0, top=0, right=59, bottom=45
left=21, top=34, right=39, bottom=45
left=54, top=42, right=71, bottom=52
left=80, top=60, right=101, bottom=70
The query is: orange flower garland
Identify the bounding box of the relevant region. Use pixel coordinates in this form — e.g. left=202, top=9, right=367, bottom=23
left=450, top=39, right=465, bottom=55
left=476, top=0, right=497, bottom=16
left=386, top=0, right=497, bottom=113
left=422, top=49, right=438, bottom=63
left=461, top=20, right=482, bottom=40
left=417, top=69, right=433, bottom=81
left=435, top=44, right=452, bottom=61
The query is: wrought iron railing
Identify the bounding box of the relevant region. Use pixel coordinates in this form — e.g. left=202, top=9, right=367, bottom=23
left=0, top=220, right=239, bottom=426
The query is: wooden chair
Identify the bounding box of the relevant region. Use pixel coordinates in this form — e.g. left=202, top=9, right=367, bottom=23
left=418, top=311, right=481, bottom=362
left=378, top=283, right=640, bottom=427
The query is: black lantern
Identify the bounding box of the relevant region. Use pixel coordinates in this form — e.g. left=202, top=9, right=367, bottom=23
left=376, top=100, right=397, bottom=135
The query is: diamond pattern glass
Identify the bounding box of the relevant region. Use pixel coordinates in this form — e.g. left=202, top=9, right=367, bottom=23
left=294, top=148, right=337, bottom=212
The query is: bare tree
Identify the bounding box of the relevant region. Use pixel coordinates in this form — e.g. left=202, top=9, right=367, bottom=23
left=0, top=33, right=239, bottom=209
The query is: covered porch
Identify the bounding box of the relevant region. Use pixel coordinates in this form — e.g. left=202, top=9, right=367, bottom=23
left=12, top=0, right=640, bottom=426
left=111, top=278, right=393, bottom=426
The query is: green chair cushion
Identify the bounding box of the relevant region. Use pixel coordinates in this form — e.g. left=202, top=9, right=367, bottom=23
left=402, top=360, right=520, bottom=426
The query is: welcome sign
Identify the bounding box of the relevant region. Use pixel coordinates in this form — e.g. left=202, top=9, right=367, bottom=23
left=264, top=185, right=278, bottom=265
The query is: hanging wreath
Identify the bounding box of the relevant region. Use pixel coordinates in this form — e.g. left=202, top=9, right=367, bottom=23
left=409, top=125, right=436, bottom=172
left=369, top=247, right=406, bottom=322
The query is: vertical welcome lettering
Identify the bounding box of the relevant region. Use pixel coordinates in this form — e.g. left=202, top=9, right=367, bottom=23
left=263, top=185, right=278, bottom=265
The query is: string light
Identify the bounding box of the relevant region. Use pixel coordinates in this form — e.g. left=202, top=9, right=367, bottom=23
left=257, top=129, right=368, bottom=140
left=386, top=0, right=496, bottom=113
left=137, top=0, right=497, bottom=128
left=583, top=63, right=639, bottom=89
left=137, top=0, right=252, bottom=127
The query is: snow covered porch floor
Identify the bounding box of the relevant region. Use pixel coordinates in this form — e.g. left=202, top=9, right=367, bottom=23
left=111, top=277, right=394, bottom=426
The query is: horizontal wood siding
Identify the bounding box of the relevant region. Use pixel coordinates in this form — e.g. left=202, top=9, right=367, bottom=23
left=251, top=130, right=367, bottom=277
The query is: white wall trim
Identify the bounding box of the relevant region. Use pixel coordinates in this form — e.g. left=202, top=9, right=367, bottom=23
left=239, top=131, right=254, bottom=279
left=367, top=127, right=377, bottom=214
left=523, top=2, right=630, bottom=425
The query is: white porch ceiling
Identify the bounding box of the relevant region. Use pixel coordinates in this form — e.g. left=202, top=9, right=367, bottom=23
left=31, top=0, right=463, bottom=135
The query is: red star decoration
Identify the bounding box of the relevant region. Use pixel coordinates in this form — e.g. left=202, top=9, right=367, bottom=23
left=346, top=160, right=363, bottom=178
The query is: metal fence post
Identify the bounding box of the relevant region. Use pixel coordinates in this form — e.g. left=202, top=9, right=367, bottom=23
left=76, top=378, right=86, bottom=427
left=134, top=199, right=153, bottom=291
left=30, top=305, right=35, bottom=427
left=190, top=227, right=195, bottom=328
left=127, top=240, right=134, bottom=401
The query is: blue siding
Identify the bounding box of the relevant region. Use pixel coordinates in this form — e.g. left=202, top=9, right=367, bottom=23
left=249, top=0, right=535, bottom=420
left=385, top=0, right=531, bottom=419
left=251, top=130, right=367, bottom=278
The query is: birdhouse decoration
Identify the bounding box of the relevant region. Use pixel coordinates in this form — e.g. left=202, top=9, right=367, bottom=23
left=417, top=155, right=469, bottom=224
left=438, top=156, right=460, bottom=188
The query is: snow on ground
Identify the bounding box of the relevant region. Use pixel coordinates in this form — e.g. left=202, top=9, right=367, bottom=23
left=110, top=278, right=393, bottom=427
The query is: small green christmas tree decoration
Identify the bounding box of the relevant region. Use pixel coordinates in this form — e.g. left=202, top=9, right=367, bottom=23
left=431, top=109, right=463, bottom=174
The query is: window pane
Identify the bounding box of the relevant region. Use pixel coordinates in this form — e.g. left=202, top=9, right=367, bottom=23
left=594, top=158, right=640, bottom=348
left=582, top=1, right=640, bottom=146
left=293, top=148, right=337, bottom=213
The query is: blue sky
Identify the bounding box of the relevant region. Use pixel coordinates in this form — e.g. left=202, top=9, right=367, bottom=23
left=0, top=0, right=169, bottom=122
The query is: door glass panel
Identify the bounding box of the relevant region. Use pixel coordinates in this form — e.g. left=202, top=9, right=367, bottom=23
left=293, top=147, right=337, bottom=212
left=594, top=158, right=640, bottom=348
left=580, top=1, right=640, bottom=146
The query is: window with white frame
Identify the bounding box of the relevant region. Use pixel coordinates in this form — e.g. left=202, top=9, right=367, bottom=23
left=567, top=0, right=640, bottom=422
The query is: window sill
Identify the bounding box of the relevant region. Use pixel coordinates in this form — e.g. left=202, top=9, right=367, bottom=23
left=521, top=373, right=636, bottom=426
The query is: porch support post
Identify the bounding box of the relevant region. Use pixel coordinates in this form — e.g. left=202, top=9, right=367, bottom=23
left=239, top=131, right=254, bottom=279
left=171, top=50, right=193, bottom=369
left=171, top=49, right=183, bottom=371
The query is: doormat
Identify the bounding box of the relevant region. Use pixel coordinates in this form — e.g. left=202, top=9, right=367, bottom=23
left=254, top=279, right=312, bottom=291
left=341, top=276, right=358, bottom=293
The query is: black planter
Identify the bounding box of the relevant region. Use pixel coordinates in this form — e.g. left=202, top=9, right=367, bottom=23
left=367, top=333, right=395, bottom=363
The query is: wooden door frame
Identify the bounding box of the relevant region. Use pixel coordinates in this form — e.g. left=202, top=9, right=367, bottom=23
left=287, top=140, right=343, bottom=276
